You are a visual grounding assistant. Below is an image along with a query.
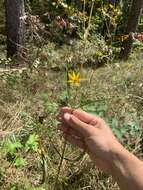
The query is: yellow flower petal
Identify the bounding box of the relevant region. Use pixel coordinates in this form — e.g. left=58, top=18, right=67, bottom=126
left=66, top=71, right=86, bottom=86
left=68, top=73, right=73, bottom=80
left=72, top=72, right=76, bottom=80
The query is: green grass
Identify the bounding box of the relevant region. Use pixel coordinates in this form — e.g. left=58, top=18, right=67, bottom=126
left=0, top=52, right=143, bottom=190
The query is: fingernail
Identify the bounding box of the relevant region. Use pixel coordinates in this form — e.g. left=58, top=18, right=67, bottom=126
left=64, top=113, right=71, bottom=120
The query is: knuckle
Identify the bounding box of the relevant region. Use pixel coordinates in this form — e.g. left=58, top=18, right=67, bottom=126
left=72, top=108, right=82, bottom=115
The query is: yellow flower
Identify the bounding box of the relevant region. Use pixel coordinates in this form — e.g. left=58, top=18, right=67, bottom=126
left=67, top=71, right=85, bottom=86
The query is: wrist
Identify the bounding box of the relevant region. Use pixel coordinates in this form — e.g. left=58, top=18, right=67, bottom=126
left=109, top=142, right=143, bottom=190
left=109, top=141, right=129, bottom=176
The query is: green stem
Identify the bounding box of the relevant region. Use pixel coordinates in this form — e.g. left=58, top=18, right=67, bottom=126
left=54, top=65, right=70, bottom=189
left=54, top=136, right=67, bottom=189
left=41, top=152, right=47, bottom=184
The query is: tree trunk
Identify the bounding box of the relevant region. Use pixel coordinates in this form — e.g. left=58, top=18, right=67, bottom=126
left=119, top=0, right=143, bottom=60
left=5, top=0, right=25, bottom=60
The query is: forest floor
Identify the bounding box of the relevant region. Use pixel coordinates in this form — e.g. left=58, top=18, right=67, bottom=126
left=0, top=51, right=143, bottom=190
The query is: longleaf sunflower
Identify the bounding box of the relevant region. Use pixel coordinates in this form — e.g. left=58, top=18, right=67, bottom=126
left=67, top=71, right=86, bottom=86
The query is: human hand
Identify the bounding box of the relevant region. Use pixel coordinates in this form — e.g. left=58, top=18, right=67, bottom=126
left=58, top=107, right=124, bottom=173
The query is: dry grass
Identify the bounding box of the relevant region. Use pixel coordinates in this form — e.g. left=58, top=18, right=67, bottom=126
left=0, top=100, right=24, bottom=139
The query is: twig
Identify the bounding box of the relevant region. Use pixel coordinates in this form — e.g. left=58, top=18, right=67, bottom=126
left=84, top=0, right=95, bottom=41
left=129, top=94, right=143, bottom=101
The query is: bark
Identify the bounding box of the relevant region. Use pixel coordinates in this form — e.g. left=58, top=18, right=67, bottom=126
left=119, top=0, right=143, bottom=60
left=5, top=0, right=25, bottom=60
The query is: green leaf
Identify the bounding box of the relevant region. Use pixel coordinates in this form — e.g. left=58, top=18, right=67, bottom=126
left=59, top=90, right=69, bottom=105
left=25, top=134, right=39, bottom=152
left=10, top=186, right=18, bottom=190
left=5, top=141, right=23, bottom=155
left=112, top=128, right=123, bottom=140
left=45, top=102, right=58, bottom=114
left=14, top=157, right=26, bottom=168
left=111, top=118, right=118, bottom=128
left=41, top=93, right=49, bottom=102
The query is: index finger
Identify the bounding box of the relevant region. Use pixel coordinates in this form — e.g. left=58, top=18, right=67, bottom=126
left=61, top=107, right=96, bottom=124
left=63, top=113, right=95, bottom=137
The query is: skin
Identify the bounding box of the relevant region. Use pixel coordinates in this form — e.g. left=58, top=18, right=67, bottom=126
left=58, top=107, right=143, bottom=190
